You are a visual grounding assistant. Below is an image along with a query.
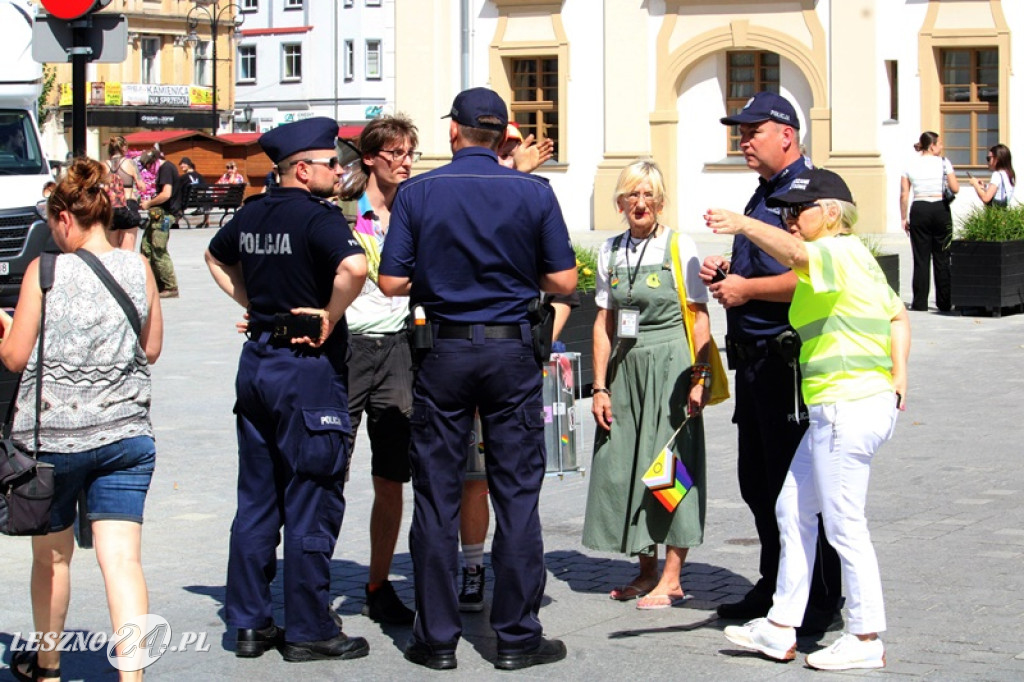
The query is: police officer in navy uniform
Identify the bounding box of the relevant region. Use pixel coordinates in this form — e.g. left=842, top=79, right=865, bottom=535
left=699, top=92, right=843, bottom=634
left=205, top=117, right=369, bottom=662
left=379, top=88, right=577, bottom=671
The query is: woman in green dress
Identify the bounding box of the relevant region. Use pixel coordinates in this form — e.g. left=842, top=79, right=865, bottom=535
left=583, top=159, right=712, bottom=609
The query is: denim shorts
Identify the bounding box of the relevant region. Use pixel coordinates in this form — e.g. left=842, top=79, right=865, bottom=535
left=39, top=435, right=156, bottom=531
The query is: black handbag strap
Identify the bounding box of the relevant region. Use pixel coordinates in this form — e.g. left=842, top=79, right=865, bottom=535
left=73, top=250, right=142, bottom=339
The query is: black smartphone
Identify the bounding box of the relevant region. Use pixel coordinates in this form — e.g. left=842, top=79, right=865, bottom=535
left=711, top=265, right=728, bottom=283
left=275, top=313, right=322, bottom=339
left=896, top=393, right=902, bottom=409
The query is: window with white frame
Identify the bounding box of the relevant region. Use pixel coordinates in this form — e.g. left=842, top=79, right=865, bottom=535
left=140, top=37, right=160, bottom=84
left=284, top=0, right=301, bottom=8
left=282, top=43, right=302, bottom=81
left=366, top=0, right=381, bottom=6
left=343, top=40, right=354, bottom=80
left=238, top=45, right=256, bottom=83
left=365, top=39, right=381, bottom=79
left=344, top=0, right=353, bottom=6
left=193, top=40, right=211, bottom=87
left=240, top=0, right=257, bottom=11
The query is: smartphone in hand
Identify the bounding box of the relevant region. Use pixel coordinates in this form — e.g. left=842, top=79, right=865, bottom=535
left=711, top=266, right=728, bottom=284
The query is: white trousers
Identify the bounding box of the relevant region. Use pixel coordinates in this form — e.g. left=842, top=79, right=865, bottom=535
left=768, top=391, right=897, bottom=634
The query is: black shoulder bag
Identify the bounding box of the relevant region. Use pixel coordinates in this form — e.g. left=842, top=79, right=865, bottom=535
left=0, top=253, right=58, bottom=536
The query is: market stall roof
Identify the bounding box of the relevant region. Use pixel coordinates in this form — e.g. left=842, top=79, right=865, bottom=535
left=123, top=129, right=210, bottom=146
left=125, top=125, right=364, bottom=147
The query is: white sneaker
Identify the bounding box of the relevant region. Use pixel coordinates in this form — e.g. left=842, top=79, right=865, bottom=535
left=806, top=633, right=886, bottom=670
left=723, top=618, right=796, bottom=661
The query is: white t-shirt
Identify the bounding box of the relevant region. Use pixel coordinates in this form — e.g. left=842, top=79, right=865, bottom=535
left=988, top=170, right=1015, bottom=205
left=594, top=228, right=707, bottom=309
left=903, top=155, right=953, bottom=202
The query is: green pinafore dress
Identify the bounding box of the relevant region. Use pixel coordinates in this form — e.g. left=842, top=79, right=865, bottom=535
left=582, top=230, right=706, bottom=557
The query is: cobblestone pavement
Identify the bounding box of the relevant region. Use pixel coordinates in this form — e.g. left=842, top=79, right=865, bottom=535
left=1, top=224, right=1022, bottom=681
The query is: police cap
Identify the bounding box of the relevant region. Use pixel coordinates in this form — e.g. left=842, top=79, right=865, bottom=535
left=260, top=117, right=340, bottom=165
left=442, top=87, right=508, bottom=132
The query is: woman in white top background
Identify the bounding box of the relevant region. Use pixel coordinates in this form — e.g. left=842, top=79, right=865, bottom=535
left=900, top=131, right=959, bottom=312
left=968, top=143, right=1015, bottom=208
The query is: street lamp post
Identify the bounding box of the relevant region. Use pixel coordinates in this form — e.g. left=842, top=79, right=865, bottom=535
left=186, top=1, right=244, bottom=136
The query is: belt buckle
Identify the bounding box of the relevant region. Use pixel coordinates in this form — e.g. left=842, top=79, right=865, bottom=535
left=272, top=323, right=289, bottom=339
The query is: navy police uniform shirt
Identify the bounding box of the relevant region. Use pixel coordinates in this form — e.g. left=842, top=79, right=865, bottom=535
left=208, top=186, right=363, bottom=340
left=726, top=156, right=809, bottom=340
left=380, top=146, right=575, bottom=323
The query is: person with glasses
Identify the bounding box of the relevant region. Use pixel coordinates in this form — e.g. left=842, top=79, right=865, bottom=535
left=379, top=87, right=576, bottom=671
left=968, top=143, right=1015, bottom=208
left=706, top=168, right=909, bottom=671
left=701, top=91, right=843, bottom=636
left=205, top=117, right=370, bottom=664
left=219, top=162, right=246, bottom=185
left=581, top=159, right=711, bottom=610
left=335, top=113, right=420, bottom=626
left=900, top=131, right=959, bottom=312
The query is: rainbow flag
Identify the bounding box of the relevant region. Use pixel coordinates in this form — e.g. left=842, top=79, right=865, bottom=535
left=651, top=457, right=692, bottom=512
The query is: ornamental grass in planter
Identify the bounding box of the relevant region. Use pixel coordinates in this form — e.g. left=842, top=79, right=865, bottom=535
left=950, top=205, right=1024, bottom=316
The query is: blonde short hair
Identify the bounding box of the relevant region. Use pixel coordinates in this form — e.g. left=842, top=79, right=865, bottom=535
left=612, top=159, right=666, bottom=210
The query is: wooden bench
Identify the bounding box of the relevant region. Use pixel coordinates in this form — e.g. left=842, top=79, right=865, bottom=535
left=176, top=183, right=246, bottom=228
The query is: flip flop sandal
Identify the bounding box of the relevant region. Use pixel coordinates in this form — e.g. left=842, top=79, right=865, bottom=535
left=635, top=594, right=687, bottom=610
left=609, top=584, right=650, bottom=601
left=11, top=650, right=61, bottom=682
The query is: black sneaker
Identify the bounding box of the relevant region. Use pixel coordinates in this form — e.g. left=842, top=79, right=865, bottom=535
left=458, top=566, right=485, bottom=613
left=495, top=637, right=567, bottom=671
left=280, top=632, right=369, bottom=662
left=362, top=580, right=415, bottom=625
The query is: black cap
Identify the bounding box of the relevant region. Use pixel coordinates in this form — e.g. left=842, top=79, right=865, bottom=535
left=720, top=91, right=800, bottom=130
left=766, top=168, right=855, bottom=206
left=442, top=87, right=508, bottom=131
left=259, top=117, right=340, bottom=164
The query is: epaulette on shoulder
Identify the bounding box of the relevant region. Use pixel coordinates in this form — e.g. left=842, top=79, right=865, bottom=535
left=309, top=194, right=340, bottom=211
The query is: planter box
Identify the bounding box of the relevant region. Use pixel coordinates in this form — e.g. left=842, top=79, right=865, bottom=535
left=875, top=253, right=899, bottom=296
left=558, top=291, right=596, bottom=392
left=950, top=239, right=1024, bottom=316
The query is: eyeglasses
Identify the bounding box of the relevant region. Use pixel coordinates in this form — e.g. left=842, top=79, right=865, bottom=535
left=625, top=191, right=657, bottom=204
left=378, top=149, right=421, bottom=163
left=780, top=202, right=821, bottom=221
left=294, top=156, right=341, bottom=170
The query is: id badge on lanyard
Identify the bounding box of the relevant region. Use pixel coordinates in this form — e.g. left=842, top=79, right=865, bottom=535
left=617, top=306, right=640, bottom=338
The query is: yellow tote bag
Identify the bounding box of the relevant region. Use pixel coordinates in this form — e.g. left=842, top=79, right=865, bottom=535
left=669, top=232, right=730, bottom=406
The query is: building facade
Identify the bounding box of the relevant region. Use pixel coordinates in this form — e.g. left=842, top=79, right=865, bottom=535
left=396, top=0, right=1021, bottom=233
left=36, top=0, right=243, bottom=158
left=234, top=0, right=395, bottom=132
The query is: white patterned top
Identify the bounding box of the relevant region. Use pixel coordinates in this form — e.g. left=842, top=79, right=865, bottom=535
left=13, top=250, right=153, bottom=453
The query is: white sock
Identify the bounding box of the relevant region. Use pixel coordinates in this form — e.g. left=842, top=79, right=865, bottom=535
left=462, top=543, right=484, bottom=570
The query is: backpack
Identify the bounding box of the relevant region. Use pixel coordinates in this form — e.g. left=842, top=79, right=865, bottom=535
left=105, top=163, right=127, bottom=210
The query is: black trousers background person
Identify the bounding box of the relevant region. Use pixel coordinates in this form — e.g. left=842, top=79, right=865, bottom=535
left=908, top=200, right=952, bottom=312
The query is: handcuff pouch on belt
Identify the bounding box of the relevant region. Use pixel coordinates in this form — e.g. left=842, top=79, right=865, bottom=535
left=527, top=297, right=555, bottom=364
left=725, top=329, right=804, bottom=422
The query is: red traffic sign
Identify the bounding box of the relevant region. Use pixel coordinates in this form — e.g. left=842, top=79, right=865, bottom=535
left=39, top=0, right=98, bottom=20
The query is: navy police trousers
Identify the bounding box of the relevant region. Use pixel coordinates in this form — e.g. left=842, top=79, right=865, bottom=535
left=226, top=338, right=351, bottom=644
left=408, top=330, right=547, bottom=652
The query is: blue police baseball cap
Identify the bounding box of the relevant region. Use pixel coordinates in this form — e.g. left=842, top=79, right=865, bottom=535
left=720, top=91, right=800, bottom=130
left=259, top=117, right=340, bottom=164
left=442, top=87, right=508, bottom=131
